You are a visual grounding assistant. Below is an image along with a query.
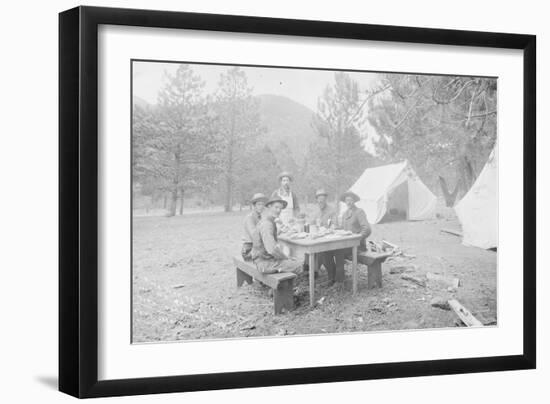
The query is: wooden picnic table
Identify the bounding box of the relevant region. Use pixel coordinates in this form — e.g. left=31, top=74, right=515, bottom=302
left=278, top=233, right=363, bottom=306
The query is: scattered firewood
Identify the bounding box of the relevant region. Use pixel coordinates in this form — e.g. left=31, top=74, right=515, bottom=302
left=172, top=284, right=185, bottom=289
left=367, top=240, right=384, bottom=252
left=448, top=299, right=483, bottom=327
left=441, top=228, right=463, bottom=237
left=367, top=239, right=406, bottom=255
left=401, top=273, right=426, bottom=287
left=382, top=239, right=398, bottom=250
left=430, top=297, right=451, bottom=310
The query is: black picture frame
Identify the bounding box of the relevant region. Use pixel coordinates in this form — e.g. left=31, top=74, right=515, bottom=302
left=59, top=5, right=536, bottom=398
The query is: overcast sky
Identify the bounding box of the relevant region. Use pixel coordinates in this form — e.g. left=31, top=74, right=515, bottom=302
left=132, top=61, right=381, bottom=111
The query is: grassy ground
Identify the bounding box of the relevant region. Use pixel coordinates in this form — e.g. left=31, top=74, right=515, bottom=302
left=132, top=204, right=497, bottom=342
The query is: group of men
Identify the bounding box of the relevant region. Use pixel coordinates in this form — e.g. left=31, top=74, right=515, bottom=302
left=241, top=171, right=372, bottom=284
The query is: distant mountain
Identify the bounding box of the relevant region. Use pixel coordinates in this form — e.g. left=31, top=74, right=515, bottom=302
left=132, top=93, right=317, bottom=169
left=256, top=94, right=317, bottom=167
left=133, top=95, right=151, bottom=109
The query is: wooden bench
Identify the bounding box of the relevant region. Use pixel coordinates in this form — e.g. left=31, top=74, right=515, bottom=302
left=357, top=251, right=393, bottom=289
left=233, top=256, right=297, bottom=314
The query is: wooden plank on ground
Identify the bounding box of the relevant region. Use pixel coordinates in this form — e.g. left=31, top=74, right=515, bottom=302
left=401, top=273, right=426, bottom=287
left=441, top=228, right=463, bottom=237
left=448, top=299, right=484, bottom=327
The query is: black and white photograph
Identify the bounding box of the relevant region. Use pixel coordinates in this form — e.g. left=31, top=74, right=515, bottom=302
left=131, top=60, right=498, bottom=342
left=1, top=0, right=544, bottom=400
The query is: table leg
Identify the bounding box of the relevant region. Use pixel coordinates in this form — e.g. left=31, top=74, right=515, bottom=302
left=309, top=253, right=315, bottom=306
left=352, top=246, right=358, bottom=294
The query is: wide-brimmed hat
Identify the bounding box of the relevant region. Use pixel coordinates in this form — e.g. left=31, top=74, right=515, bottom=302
left=340, top=191, right=360, bottom=202
left=265, top=197, right=288, bottom=209
left=315, top=188, right=328, bottom=198
left=278, top=171, right=293, bottom=182
left=250, top=193, right=268, bottom=205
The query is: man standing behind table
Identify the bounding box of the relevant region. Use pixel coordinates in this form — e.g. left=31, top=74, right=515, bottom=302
left=251, top=197, right=303, bottom=274
left=334, top=191, right=372, bottom=274
left=310, top=189, right=341, bottom=284
left=271, top=171, right=300, bottom=226
left=241, top=193, right=268, bottom=261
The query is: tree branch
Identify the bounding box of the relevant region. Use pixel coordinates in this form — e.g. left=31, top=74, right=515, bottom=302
left=432, top=79, right=477, bottom=105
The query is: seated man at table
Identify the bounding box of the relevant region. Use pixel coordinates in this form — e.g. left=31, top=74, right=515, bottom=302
left=310, top=189, right=339, bottom=283
left=251, top=197, right=303, bottom=275
left=334, top=190, right=372, bottom=274
left=241, top=192, right=267, bottom=261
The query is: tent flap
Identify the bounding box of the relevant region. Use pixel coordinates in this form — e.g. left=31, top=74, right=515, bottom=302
left=454, top=147, right=498, bottom=250
left=347, top=161, right=437, bottom=224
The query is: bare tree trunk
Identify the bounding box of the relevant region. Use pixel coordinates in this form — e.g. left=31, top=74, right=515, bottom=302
left=224, top=99, right=238, bottom=213
left=163, top=193, right=167, bottom=209
left=464, top=157, right=475, bottom=185
left=224, top=129, right=235, bottom=212
left=167, top=185, right=178, bottom=217
left=439, top=176, right=461, bottom=207
left=335, top=129, right=343, bottom=214
left=179, top=187, right=184, bottom=215
left=167, top=151, right=180, bottom=217
left=224, top=171, right=233, bottom=212
left=458, top=155, right=475, bottom=196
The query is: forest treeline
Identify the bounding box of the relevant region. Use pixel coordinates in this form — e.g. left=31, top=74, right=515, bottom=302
left=133, top=65, right=497, bottom=215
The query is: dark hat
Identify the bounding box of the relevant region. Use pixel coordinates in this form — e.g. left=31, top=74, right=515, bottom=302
left=250, top=193, right=268, bottom=205
left=315, top=188, right=328, bottom=198
left=278, top=171, right=293, bottom=181
left=265, top=197, right=288, bottom=209
left=340, top=191, right=360, bottom=202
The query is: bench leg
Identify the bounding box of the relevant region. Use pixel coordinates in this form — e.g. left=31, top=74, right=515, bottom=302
left=352, top=246, right=358, bottom=294
left=367, top=261, right=383, bottom=289
left=334, top=257, right=345, bottom=283
left=274, top=279, right=294, bottom=314
left=236, top=268, right=253, bottom=287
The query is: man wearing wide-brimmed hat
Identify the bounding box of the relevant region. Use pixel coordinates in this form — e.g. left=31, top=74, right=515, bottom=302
left=271, top=171, right=300, bottom=225
left=241, top=193, right=268, bottom=260
left=334, top=190, right=372, bottom=273
left=338, top=191, right=371, bottom=248
left=250, top=197, right=303, bottom=274
left=310, top=188, right=337, bottom=229
left=310, top=189, right=340, bottom=283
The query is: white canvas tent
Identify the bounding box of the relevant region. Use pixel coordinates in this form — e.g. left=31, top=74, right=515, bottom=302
left=454, top=147, right=498, bottom=250
left=344, top=161, right=437, bottom=224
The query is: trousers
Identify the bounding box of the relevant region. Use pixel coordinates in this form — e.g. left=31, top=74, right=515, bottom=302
left=254, top=257, right=303, bottom=274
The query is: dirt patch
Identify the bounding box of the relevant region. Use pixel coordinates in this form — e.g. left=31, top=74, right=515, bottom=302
left=132, top=208, right=496, bottom=342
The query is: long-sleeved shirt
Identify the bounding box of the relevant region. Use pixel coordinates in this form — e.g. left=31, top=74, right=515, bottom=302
left=243, top=210, right=262, bottom=243
left=309, top=203, right=337, bottom=228
left=341, top=205, right=371, bottom=249
left=251, top=215, right=286, bottom=260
